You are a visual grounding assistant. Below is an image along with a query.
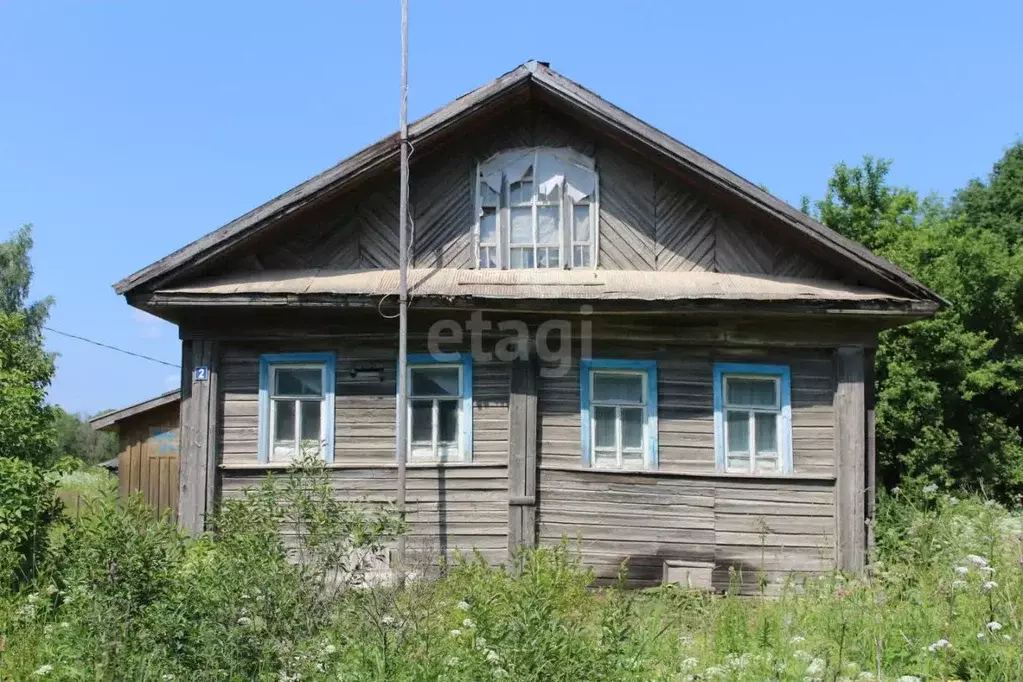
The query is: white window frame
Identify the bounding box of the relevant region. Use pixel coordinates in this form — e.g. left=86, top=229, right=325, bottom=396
left=589, top=369, right=648, bottom=469
left=713, top=363, right=793, bottom=474
left=473, top=148, right=598, bottom=270
left=407, top=362, right=467, bottom=463
left=258, top=353, right=335, bottom=464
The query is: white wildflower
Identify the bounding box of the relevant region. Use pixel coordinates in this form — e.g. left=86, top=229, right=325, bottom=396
left=948, top=496, right=959, bottom=505
left=966, top=554, right=989, bottom=567
left=922, top=483, right=938, bottom=493
left=927, top=638, right=950, bottom=652
left=456, top=600, right=471, bottom=611
left=493, top=669, right=507, bottom=678
left=807, top=658, right=826, bottom=675
left=703, top=665, right=725, bottom=679
left=449, top=629, right=461, bottom=637
left=162, top=676, right=175, bottom=681
left=321, top=644, right=336, bottom=656
left=984, top=500, right=998, bottom=507
left=474, top=636, right=487, bottom=649
left=977, top=632, right=986, bottom=639
left=954, top=566, right=969, bottom=576
left=790, top=635, right=806, bottom=644
left=897, top=677, right=921, bottom=682
left=45, top=584, right=58, bottom=596
left=681, top=657, right=699, bottom=670
left=983, top=580, right=998, bottom=591
left=27, top=593, right=40, bottom=604
left=33, top=665, right=54, bottom=677
left=444, top=656, right=459, bottom=667
left=951, top=579, right=967, bottom=589
left=381, top=615, right=395, bottom=626
left=892, top=486, right=901, bottom=494
left=237, top=616, right=253, bottom=627
left=241, top=594, right=249, bottom=600
left=979, top=566, right=995, bottom=574
left=857, top=673, right=875, bottom=681
left=987, top=621, right=1003, bottom=632
left=794, top=649, right=812, bottom=662
left=1004, top=634, right=1012, bottom=641
left=486, top=649, right=501, bottom=664
left=59, top=621, right=70, bottom=629
left=462, top=617, right=474, bottom=628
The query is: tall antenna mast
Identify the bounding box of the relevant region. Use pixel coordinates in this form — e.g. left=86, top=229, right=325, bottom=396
left=395, top=0, right=410, bottom=569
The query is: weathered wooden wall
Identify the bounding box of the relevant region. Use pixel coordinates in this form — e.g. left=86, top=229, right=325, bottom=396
left=117, top=401, right=181, bottom=517
left=201, top=312, right=850, bottom=591
left=203, top=100, right=838, bottom=281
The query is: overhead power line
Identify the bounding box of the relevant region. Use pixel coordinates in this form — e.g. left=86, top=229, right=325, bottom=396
left=43, top=326, right=181, bottom=369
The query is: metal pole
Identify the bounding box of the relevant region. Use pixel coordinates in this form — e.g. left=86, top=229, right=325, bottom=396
left=395, top=0, right=410, bottom=569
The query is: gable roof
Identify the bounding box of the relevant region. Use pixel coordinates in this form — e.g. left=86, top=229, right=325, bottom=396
left=113, top=61, right=942, bottom=305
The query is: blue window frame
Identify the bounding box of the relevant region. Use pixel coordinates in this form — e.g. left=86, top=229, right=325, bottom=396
left=403, top=353, right=473, bottom=462
left=580, top=359, right=658, bottom=470
left=258, top=353, right=336, bottom=464
left=713, top=363, right=792, bottom=474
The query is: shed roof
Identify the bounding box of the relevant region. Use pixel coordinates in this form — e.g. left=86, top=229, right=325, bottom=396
left=90, top=389, right=181, bottom=432
left=113, top=61, right=943, bottom=306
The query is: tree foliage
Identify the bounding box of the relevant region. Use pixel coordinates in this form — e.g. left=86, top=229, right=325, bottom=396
left=0, top=225, right=56, bottom=469
left=808, top=147, right=1023, bottom=501
left=53, top=407, right=118, bottom=465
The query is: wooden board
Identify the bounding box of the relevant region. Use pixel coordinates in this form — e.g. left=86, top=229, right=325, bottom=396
left=115, top=401, right=180, bottom=519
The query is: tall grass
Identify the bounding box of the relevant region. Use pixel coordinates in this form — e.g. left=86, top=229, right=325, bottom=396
left=1, top=469, right=1020, bottom=681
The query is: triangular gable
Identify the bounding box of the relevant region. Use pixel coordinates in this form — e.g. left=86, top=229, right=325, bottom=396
left=113, top=61, right=942, bottom=305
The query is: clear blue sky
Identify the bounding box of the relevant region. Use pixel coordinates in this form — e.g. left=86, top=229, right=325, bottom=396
left=2, top=1, right=1020, bottom=415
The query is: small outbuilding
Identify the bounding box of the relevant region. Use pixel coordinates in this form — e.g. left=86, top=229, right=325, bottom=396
left=91, top=390, right=181, bottom=517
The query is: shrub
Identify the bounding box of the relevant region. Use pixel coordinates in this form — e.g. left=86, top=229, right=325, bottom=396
left=0, top=456, right=59, bottom=587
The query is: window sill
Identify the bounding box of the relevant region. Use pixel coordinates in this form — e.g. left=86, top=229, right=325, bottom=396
left=542, top=464, right=835, bottom=482
left=219, top=461, right=505, bottom=471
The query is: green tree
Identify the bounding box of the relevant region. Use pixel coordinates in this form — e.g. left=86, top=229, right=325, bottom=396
left=0, top=225, right=56, bottom=468
left=807, top=151, right=1023, bottom=500
left=53, top=405, right=119, bottom=465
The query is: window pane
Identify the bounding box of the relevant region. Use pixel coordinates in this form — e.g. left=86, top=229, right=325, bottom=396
left=537, top=247, right=559, bottom=269
left=410, top=401, right=432, bottom=444
left=274, top=367, right=323, bottom=397
left=537, top=206, right=559, bottom=243
left=755, top=456, right=779, bottom=473
left=573, top=204, right=591, bottom=242
left=510, top=207, right=532, bottom=244
left=726, top=454, right=750, bottom=470
left=573, top=244, right=591, bottom=268
left=725, top=410, right=749, bottom=454
left=480, top=209, right=497, bottom=243
left=621, top=407, right=644, bottom=450
left=592, top=372, right=643, bottom=404
left=274, top=400, right=296, bottom=443
left=479, top=245, right=498, bottom=269
left=593, top=405, right=616, bottom=449
left=437, top=400, right=459, bottom=445
left=300, top=400, right=321, bottom=443
left=411, top=366, right=459, bottom=397
left=510, top=180, right=533, bottom=204
left=510, top=247, right=534, bottom=269
left=622, top=450, right=644, bottom=469
left=725, top=377, right=777, bottom=408
left=540, top=183, right=561, bottom=203
left=754, top=412, right=778, bottom=454
left=593, top=450, right=617, bottom=469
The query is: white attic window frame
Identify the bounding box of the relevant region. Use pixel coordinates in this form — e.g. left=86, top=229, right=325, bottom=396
left=472, top=147, right=599, bottom=270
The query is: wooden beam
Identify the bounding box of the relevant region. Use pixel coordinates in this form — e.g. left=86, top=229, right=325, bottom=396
left=507, top=348, right=539, bottom=562
left=864, top=348, right=877, bottom=560
left=834, top=346, right=866, bottom=572
left=177, top=339, right=219, bottom=534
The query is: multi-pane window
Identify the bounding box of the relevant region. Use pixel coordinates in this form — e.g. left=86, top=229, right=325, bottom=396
left=713, top=364, right=792, bottom=474
left=405, top=353, right=473, bottom=462
left=581, top=359, right=658, bottom=470
left=476, top=148, right=597, bottom=270
left=259, top=353, right=335, bottom=463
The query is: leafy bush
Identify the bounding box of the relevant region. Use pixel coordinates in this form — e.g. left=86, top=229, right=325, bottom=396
left=0, top=457, right=59, bottom=587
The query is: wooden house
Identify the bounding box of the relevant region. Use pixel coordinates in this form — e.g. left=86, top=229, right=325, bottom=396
left=91, top=390, right=181, bottom=517
left=111, top=62, right=941, bottom=590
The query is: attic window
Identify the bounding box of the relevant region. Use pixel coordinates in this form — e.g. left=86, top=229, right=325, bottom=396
left=475, top=148, right=597, bottom=269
